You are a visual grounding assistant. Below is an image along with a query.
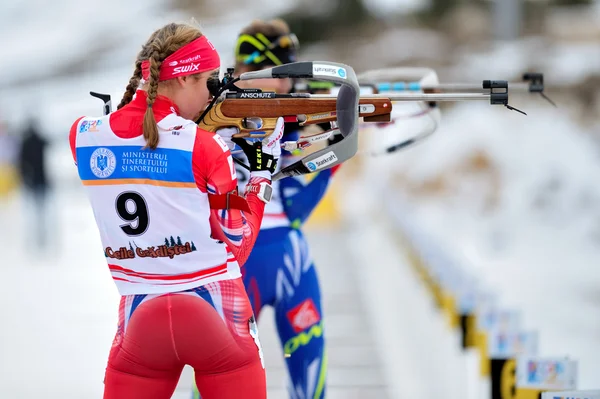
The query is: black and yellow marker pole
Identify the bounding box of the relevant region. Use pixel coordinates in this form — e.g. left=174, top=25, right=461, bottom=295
left=429, top=274, right=444, bottom=310
left=490, top=358, right=546, bottom=399
left=396, top=231, right=444, bottom=309
left=514, top=387, right=545, bottom=399
left=474, top=304, right=521, bottom=379
left=491, top=357, right=518, bottom=399
left=477, top=328, right=492, bottom=378
left=441, top=287, right=460, bottom=329
left=488, top=332, right=547, bottom=399
left=399, top=230, right=464, bottom=333
left=475, top=306, right=493, bottom=378
left=460, top=312, right=478, bottom=349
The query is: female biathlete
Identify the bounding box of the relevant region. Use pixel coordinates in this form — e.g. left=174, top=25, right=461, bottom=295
left=69, top=22, right=284, bottom=399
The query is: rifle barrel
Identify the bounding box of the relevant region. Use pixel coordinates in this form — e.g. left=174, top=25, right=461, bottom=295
left=424, top=83, right=529, bottom=92
left=314, top=93, right=493, bottom=102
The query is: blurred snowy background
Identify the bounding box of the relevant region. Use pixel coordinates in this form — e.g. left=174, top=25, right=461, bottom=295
left=0, top=0, right=599, bottom=398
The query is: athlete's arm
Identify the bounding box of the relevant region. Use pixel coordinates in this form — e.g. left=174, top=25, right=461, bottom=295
left=69, top=116, right=85, bottom=165
left=278, top=131, right=341, bottom=226
left=192, top=128, right=268, bottom=266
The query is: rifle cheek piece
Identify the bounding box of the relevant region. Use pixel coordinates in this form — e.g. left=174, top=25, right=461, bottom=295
left=239, top=68, right=274, bottom=80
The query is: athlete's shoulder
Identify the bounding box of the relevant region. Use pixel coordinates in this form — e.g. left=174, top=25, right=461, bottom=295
left=195, top=126, right=216, bottom=137
left=156, top=113, right=196, bottom=135
left=69, top=115, right=107, bottom=163
left=71, top=115, right=107, bottom=135
left=194, top=127, right=230, bottom=154
left=70, top=116, right=85, bottom=136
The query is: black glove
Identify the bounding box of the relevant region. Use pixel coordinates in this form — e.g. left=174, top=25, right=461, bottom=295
left=231, top=138, right=277, bottom=174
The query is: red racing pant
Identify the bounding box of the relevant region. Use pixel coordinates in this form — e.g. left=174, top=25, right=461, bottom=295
left=103, top=278, right=266, bottom=399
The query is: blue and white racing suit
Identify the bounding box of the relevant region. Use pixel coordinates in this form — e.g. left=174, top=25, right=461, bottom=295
left=238, top=128, right=338, bottom=399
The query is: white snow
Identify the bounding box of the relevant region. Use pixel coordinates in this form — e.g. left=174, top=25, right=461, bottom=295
left=359, top=100, right=600, bottom=389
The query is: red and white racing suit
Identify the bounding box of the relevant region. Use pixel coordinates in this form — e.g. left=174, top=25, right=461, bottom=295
left=69, top=90, right=268, bottom=399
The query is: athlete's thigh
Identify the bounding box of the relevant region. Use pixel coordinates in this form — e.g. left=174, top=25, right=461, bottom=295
left=274, top=230, right=327, bottom=397
left=193, top=359, right=266, bottom=399
left=182, top=279, right=267, bottom=399
left=103, top=367, right=183, bottom=399
left=275, top=260, right=324, bottom=360
left=275, top=229, right=323, bottom=338
left=242, top=236, right=288, bottom=318
left=104, top=295, right=184, bottom=399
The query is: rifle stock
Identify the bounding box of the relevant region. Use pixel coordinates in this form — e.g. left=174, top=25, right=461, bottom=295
left=198, top=97, right=392, bottom=138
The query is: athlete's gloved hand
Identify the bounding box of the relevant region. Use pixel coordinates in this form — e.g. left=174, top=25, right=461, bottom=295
left=260, top=117, right=284, bottom=160
left=231, top=117, right=284, bottom=175
left=215, top=126, right=242, bottom=154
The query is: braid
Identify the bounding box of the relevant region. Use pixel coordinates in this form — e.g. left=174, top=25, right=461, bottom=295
left=117, top=59, right=142, bottom=110
left=146, top=44, right=162, bottom=107
left=142, top=42, right=163, bottom=150
left=138, top=22, right=204, bottom=150
left=158, top=34, right=177, bottom=64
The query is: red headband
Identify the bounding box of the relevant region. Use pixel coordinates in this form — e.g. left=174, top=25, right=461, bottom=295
left=141, top=36, right=220, bottom=81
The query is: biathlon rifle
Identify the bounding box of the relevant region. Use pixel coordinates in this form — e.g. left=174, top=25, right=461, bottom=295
left=89, top=61, right=523, bottom=179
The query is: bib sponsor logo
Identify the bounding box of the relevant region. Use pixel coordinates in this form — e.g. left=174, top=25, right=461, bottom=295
left=105, top=236, right=198, bottom=260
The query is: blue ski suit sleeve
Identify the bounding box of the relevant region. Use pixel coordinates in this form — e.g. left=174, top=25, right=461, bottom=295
left=279, top=129, right=336, bottom=227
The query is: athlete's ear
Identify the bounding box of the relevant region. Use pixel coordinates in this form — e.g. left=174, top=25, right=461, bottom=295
left=175, top=76, right=187, bottom=88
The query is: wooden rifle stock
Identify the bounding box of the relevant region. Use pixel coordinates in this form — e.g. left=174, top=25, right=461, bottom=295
left=198, top=97, right=392, bottom=138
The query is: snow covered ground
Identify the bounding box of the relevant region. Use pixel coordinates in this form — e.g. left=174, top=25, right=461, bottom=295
left=350, top=99, right=600, bottom=390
